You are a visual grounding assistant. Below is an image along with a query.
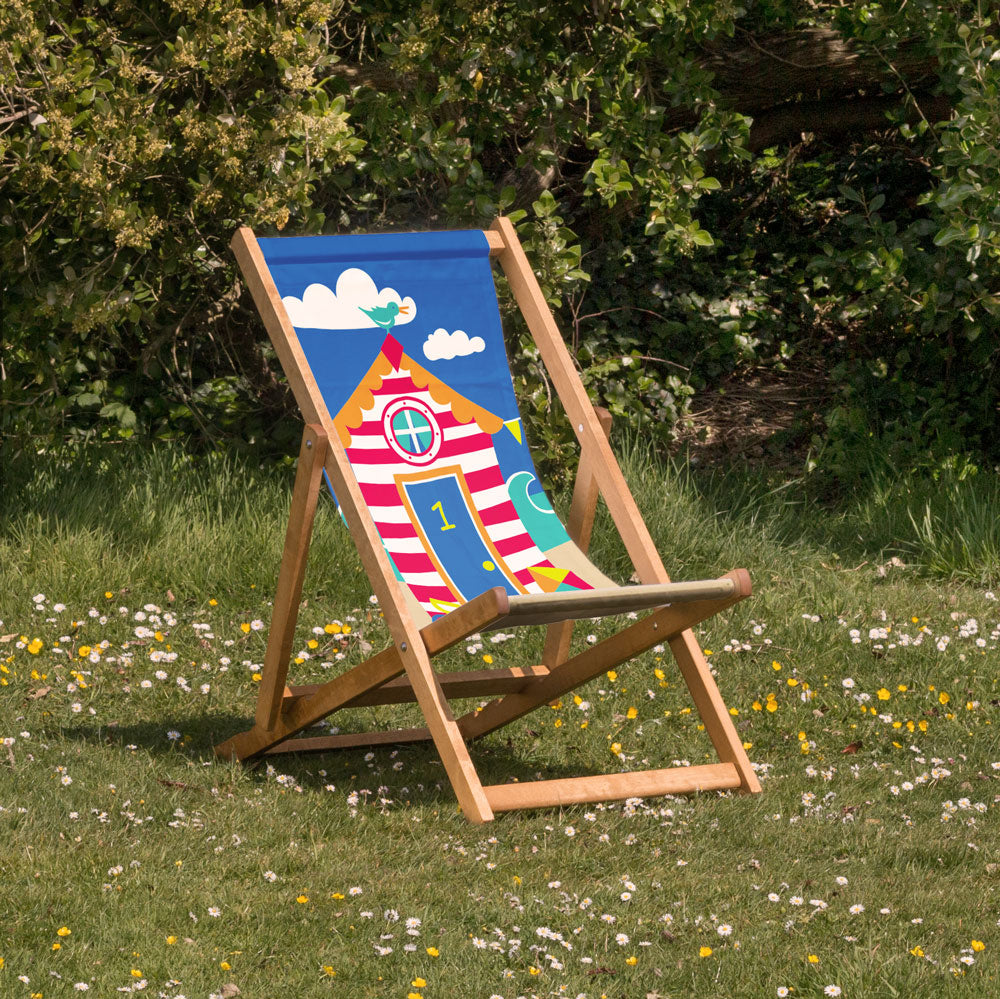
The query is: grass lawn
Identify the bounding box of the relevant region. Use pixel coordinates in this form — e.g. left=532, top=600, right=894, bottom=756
left=0, top=443, right=997, bottom=998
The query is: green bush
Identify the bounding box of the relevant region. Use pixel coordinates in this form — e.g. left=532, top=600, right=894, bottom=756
left=2, top=1, right=999, bottom=482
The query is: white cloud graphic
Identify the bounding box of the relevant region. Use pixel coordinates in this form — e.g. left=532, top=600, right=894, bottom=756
left=281, top=268, right=416, bottom=330
left=422, top=328, right=485, bottom=361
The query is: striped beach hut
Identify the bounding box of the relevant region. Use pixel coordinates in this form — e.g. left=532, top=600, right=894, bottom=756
left=333, top=334, right=593, bottom=619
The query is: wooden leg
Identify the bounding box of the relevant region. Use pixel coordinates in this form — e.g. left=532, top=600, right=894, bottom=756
left=543, top=406, right=613, bottom=669
left=668, top=629, right=762, bottom=793
left=254, top=424, right=328, bottom=731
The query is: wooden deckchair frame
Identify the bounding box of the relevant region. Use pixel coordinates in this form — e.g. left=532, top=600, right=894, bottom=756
left=215, top=217, right=761, bottom=821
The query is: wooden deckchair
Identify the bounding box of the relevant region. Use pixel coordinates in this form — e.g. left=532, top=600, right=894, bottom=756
left=215, top=217, right=761, bottom=822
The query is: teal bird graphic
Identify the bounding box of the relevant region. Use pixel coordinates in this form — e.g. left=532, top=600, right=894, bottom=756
left=359, top=301, right=409, bottom=330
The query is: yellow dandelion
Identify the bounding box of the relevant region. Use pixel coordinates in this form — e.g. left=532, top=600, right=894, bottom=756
left=971, top=940, right=985, bottom=952
left=426, top=946, right=440, bottom=957
left=626, top=706, right=638, bottom=719
left=877, top=688, right=890, bottom=701
left=699, top=945, right=713, bottom=957
left=296, top=895, right=309, bottom=904
left=807, top=954, right=819, bottom=964
left=938, top=691, right=950, bottom=705
left=626, top=955, right=638, bottom=965
left=240, top=622, right=251, bottom=633
left=57, top=926, right=71, bottom=937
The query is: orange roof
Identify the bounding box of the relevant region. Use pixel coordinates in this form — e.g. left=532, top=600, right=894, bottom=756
left=333, top=335, right=505, bottom=447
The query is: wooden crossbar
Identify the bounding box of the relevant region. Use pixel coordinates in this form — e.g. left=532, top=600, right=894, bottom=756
left=287, top=664, right=550, bottom=708
left=264, top=727, right=432, bottom=755
left=495, top=577, right=740, bottom=629
left=485, top=762, right=741, bottom=811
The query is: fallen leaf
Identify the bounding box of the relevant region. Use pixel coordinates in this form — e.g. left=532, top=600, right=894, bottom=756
left=27, top=686, right=51, bottom=700
left=166, top=589, right=176, bottom=603
left=841, top=741, right=862, bottom=754
left=221, top=985, right=240, bottom=998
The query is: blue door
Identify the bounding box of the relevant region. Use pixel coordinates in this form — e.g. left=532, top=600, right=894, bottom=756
left=399, top=470, right=524, bottom=600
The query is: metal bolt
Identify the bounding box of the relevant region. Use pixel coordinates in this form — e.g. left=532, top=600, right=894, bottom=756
left=400, top=641, right=408, bottom=652
left=305, top=440, right=313, bottom=449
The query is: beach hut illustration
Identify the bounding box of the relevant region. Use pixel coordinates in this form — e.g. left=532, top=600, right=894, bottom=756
left=333, top=334, right=596, bottom=619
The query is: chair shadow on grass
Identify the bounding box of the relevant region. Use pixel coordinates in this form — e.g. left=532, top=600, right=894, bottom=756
left=62, top=708, right=612, bottom=808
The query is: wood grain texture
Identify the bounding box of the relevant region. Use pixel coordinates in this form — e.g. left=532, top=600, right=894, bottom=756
left=254, top=423, right=328, bottom=731
left=485, top=762, right=740, bottom=811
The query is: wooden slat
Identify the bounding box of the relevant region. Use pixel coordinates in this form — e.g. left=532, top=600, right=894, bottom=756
left=459, top=570, right=751, bottom=740
left=289, top=664, right=550, bottom=707
left=485, top=762, right=741, bottom=811
left=264, top=727, right=432, bottom=755
left=497, top=577, right=740, bottom=629
left=253, top=423, right=328, bottom=731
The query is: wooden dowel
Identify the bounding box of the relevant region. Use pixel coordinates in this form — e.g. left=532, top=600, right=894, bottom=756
left=485, top=762, right=740, bottom=811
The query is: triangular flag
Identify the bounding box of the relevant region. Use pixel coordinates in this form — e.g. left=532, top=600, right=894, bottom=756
left=528, top=565, right=569, bottom=593
left=429, top=597, right=462, bottom=615
left=504, top=418, right=522, bottom=444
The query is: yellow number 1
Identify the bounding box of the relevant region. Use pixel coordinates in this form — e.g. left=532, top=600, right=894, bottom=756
left=431, top=501, right=456, bottom=531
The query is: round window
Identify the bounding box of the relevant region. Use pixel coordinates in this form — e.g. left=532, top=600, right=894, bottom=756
left=382, top=397, right=443, bottom=465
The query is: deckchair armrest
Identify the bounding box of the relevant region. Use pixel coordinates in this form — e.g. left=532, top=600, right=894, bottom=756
left=492, top=570, right=751, bottom=629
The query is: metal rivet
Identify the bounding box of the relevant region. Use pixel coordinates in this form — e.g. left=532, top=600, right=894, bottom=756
left=652, top=623, right=658, bottom=630
left=401, top=641, right=408, bottom=652
left=305, top=440, right=313, bottom=449
left=578, top=423, right=584, bottom=431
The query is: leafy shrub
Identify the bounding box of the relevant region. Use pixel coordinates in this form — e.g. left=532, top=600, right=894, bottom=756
left=2, top=1, right=999, bottom=486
